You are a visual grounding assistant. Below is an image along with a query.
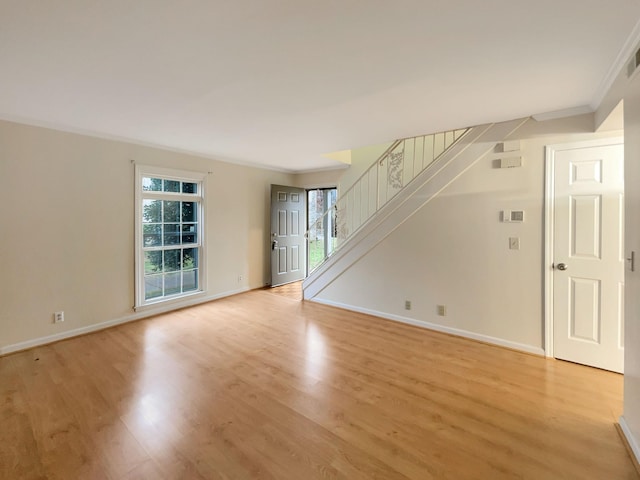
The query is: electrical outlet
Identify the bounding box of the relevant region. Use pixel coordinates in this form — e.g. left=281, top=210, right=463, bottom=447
left=405, top=300, right=411, bottom=310
left=53, top=311, right=64, bottom=323
left=238, top=275, right=243, bottom=282
left=437, top=305, right=446, bottom=316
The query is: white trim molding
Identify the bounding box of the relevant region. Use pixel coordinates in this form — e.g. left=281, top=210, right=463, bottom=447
left=0, top=287, right=250, bottom=356
left=310, top=297, right=545, bottom=357
left=619, top=416, right=640, bottom=467
left=591, top=18, right=640, bottom=111
left=531, top=105, right=594, bottom=123
left=0, top=113, right=301, bottom=174
left=544, top=137, right=625, bottom=358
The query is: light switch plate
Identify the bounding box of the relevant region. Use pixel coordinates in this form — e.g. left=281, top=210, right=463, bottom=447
left=502, top=210, right=525, bottom=223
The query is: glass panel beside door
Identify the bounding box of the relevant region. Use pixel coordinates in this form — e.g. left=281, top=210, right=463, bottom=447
left=307, top=188, right=337, bottom=273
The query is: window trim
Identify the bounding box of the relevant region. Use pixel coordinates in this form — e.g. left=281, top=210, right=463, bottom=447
left=134, top=164, right=207, bottom=309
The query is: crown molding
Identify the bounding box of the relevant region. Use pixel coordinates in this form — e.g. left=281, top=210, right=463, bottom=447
left=591, top=18, right=640, bottom=110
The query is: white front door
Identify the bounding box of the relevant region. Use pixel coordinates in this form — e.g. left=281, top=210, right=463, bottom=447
left=551, top=141, right=624, bottom=373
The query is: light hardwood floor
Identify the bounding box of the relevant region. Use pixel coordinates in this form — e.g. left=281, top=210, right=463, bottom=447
left=1, top=286, right=637, bottom=479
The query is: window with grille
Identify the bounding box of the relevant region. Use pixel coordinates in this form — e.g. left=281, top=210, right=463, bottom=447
left=135, top=166, right=205, bottom=307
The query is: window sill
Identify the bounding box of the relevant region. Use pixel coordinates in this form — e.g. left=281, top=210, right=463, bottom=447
left=134, top=290, right=206, bottom=314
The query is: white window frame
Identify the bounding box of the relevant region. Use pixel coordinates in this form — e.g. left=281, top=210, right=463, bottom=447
left=134, top=165, right=206, bottom=309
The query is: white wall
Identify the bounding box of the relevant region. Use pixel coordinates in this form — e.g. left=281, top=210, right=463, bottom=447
left=622, top=75, right=640, bottom=460
left=0, top=120, right=294, bottom=352
left=338, top=141, right=393, bottom=194
left=292, top=141, right=392, bottom=202
left=314, top=114, right=622, bottom=352
left=294, top=168, right=344, bottom=190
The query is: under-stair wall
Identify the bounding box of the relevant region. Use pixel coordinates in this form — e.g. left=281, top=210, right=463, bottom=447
left=305, top=114, right=621, bottom=355
left=303, top=118, right=526, bottom=300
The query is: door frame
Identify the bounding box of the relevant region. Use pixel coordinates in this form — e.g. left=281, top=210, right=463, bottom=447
left=544, top=137, right=624, bottom=358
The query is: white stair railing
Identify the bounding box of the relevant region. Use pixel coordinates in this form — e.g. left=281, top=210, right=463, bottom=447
left=307, top=127, right=470, bottom=272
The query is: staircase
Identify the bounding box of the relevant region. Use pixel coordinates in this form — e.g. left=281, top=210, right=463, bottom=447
left=303, top=117, right=528, bottom=300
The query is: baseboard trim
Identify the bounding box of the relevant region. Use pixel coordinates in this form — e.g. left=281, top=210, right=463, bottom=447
left=0, top=287, right=251, bottom=356
left=618, top=416, right=640, bottom=475
left=310, top=297, right=545, bottom=356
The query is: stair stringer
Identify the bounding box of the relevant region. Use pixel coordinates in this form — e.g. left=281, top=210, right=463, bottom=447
left=302, top=117, right=528, bottom=300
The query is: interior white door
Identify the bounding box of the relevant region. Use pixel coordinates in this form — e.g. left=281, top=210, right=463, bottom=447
left=270, top=185, right=306, bottom=287
left=553, top=142, right=624, bottom=373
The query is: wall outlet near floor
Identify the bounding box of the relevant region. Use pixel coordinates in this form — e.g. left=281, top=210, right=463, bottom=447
left=53, top=311, right=64, bottom=323
left=238, top=275, right=243, bottom=282
left=437, top=305, right=447, bottom=316
left=405, top=300, right=412, bottom=310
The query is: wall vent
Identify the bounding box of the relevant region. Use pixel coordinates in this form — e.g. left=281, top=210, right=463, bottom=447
left=627, top=46, right=640, bottom=78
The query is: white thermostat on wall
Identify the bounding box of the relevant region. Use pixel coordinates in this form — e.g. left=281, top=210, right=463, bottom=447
left=502, top=210, right=524, bottom=223
left=499, top=156, right=523, bottom=168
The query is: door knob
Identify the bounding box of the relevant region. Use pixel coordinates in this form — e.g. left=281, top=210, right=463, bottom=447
left=556, top=263, right=568, bottom=271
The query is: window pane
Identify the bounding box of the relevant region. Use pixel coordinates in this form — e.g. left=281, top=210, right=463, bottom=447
left=164, top=249, right=180, bottom=272
left=142, top=199, right=161, bottom=223
left=164, top=180, right=180, bottom=192
left=182, top=202, right=197, bottom=222
left=145, top=275, right=163, bottom=300
left=183, top=248, right=198, bottom=270
left=163, top=224, right=180, bottom=245
left=183, top=270, right=198, bottom=292
left=164, top=272, right=181, bottom=296
left=329, top=188, right=337, bottom=205
left=144, top=251, right=162, bottom=274
left=163, top=201, right=180, bottom=222
left=138, top=170, right=203, bottom=306
left=142, top=177, right=162, bottom=191
left=181, top=224, right=197, bottom=244
left=143, top=224, right=161, bottom=247
left=182, top=182, right=197, bottom=194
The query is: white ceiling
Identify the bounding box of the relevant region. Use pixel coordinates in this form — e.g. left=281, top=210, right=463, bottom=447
left=1, top=1, right=639, bottom=172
